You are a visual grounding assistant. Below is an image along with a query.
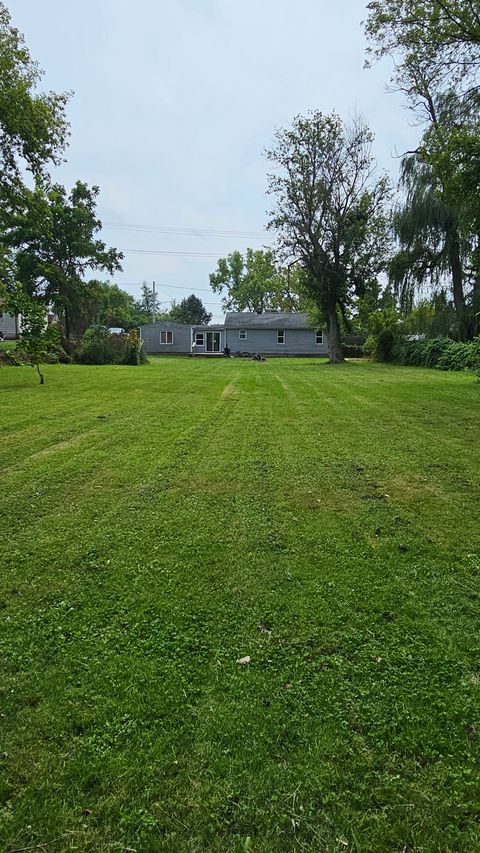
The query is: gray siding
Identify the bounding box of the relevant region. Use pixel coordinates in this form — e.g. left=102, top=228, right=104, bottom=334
left=225, top=327, right=328, bottom=356
left=140, top=322, right=192, bottom=354
left=139, top=320, right=329, bottom=356
left=0, top=312, right=20, bottom=339
left=192, top=326, right=225, bottom=354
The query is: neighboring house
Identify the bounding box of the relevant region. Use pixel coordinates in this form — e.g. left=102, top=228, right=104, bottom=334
left=140, top=312, right=329, bottom=356
left=0, top=311, right=21, bottom=340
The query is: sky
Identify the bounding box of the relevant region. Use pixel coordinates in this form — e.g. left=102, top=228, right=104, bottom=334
left=8, top=0, right=419, bottom=322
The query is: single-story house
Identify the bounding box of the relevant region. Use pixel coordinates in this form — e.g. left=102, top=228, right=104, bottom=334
left=140, top=312, right=329, bottom=356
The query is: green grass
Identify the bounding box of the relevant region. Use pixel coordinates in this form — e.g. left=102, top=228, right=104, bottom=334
left=0, top=357, right=479, bottom=852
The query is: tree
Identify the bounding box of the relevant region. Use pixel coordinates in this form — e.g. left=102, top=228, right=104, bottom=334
left=365, top=2, right=480, bottom=339
left=210, top=248, right=289, bottom=313
left=389, top=151, right=472, bottom=337
left=95, top=282, right=145, bottom=329
left=4, top=284, right=59, bottom=384
left=364, top=307, right=403, bottom=361
left=169, top=294, right=212, bottom=325
left=0, top=3, right=69, bottom=211
left=265, top=111, right=391, bottom=362
left=364, top=0, right=480, bottom=105
left=4, top=181, right=123, bottom=338
left=135, top=283, right=161, bottom=321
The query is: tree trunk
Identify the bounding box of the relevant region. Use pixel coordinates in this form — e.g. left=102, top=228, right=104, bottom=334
left=327, top=308, right=345, bottom=363
left=36, top=362, right=44, bottom=385
left=473, top=274, right=480, bottom=338
left=64, top=307, right=71, bottom=341
left=448, top=231, right=467, bottom=340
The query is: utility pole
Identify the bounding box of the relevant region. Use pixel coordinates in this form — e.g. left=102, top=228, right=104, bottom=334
left=152, top=281, right=156, bottom=324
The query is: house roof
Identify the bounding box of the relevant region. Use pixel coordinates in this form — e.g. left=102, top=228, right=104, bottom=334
left=225, top=312, right=312, bottom=329
left=193, top=324, right=225, bottom=332
left=139, top=321, right=191, bottom=330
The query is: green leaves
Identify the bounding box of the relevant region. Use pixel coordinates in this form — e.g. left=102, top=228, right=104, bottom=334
left=4, top=180, right=123, bottom=338
left=364, top=0, right=480, bottom=103
left=265, top=111, right=391, bottom=360
left=0, top=2, right=70, bottom=204
left=169, top=294, right=212, bottom=325
left=209, top=248, right=291, bottom=313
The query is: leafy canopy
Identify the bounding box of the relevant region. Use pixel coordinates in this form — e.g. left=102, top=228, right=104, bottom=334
left=210, top=248, right=291, bottom=313
left=365, top=0, right=480, bottom=104
left=0, top=2, right=69, bottom=206
left=169, top=294, right=212, bottom=325
left=265, top=111, right=390, bottom=362
left=4, top=181, right=123, bottom=337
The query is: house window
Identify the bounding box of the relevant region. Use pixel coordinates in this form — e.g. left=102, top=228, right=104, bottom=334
left=160, top=330, right=173, bottom=344
left=239, top=329, right=247, bottom=340
left=315, top=330, right=323, bottom=345
left=277, top=330, right=285, bottom=344
left=195, top=332, right=204, bottom=346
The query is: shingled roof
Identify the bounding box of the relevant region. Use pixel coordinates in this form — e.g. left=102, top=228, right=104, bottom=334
left=224, top=312, right=311, bottom=329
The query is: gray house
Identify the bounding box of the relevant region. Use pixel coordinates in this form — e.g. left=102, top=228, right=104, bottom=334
left=139, top=320, right=192, bottom=354
left=0, top=311, right=21, bottom=340
left=140, top=312, right=328, bottom=356
left=222, top=312, right=328, bottom=355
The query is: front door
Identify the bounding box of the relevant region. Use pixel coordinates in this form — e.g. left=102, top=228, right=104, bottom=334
left=206, top=331, right=221, bottom=352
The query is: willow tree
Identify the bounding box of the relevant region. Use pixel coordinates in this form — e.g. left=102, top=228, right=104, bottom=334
left=390, top=150, right=476, bottom=338
left=265, top=111, right=390, bottom=362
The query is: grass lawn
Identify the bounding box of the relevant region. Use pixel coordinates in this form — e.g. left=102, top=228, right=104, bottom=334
left=0, top=357, right=479, bottom=852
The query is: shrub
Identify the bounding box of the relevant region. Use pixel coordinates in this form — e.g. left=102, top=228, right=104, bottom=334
left=0, top=347, right=29, bottom=366
left=74, top=325, right=147, bottom=365
left=397, top=337, right=480, bottom=373
left=123, top=329, right=148, bottom=365
left=364, top=309, right=403, bottom=361
left=0, top=325, right=70, bottom=367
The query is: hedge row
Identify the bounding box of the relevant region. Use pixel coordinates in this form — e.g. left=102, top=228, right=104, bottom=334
left=396, top=337, right=480, bottom=373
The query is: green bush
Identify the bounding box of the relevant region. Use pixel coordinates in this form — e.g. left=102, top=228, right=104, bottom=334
left=364, top=309, right=403, bottom=361
left=397, top=337, right=480, bottom=373
left=0, top=325, right=70, bottom=366
left=74, top=326, right=147, bottom=365
left=123, top=329, right=148, bottom=365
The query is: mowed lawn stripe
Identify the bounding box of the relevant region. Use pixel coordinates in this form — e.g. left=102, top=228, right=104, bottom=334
left=0, top=358, right=479, bottom=852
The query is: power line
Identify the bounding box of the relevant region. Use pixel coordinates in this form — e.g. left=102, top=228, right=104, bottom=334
left=120, top=282, right=214, bottom=292
left=104, top=222, right=272, bottom=238
left=123, top=249, right=233, bottom=258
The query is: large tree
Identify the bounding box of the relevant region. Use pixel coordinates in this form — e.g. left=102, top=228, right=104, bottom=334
left=209, top=248, right=295, bottom=313
left=365, top=3, right=480, bottom=338
left=4, top=180, right=123, bottom=338
left=169, top=294, right=212, bottom=325
left=265, top=112, right=390, bottom=363
left=391, top=155, right=470, bottom=328
left=0, top=2, right=69, bottom=212
left=91, top=282, right=147, bottom=330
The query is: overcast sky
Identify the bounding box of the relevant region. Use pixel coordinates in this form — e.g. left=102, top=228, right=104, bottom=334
left=9, top=0, right=419, bottom=321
